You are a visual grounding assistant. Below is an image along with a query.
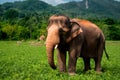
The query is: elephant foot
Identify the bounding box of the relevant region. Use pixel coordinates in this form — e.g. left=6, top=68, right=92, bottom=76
left=95, top=68, right=103, bottom=74
left=59, top=69, right=67, bottom=73
left=68, top=72, right=76, bottom=76
left=96, top=70, right=103, bottom=74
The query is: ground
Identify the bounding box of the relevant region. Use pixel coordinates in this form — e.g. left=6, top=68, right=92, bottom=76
left=0, top=41, right=120, bottom=80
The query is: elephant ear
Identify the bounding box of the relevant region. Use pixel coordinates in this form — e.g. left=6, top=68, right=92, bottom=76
left=66, top=21, right=83, bottom=42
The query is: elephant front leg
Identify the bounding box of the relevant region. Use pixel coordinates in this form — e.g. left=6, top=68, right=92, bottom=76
left=57, top=51, right=67, bottom=73
left=68, top=50, right=78, bottom=75
left=83, top=57, right=91, bottom=71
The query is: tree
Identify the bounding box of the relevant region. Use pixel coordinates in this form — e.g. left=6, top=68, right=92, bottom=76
left=4, top=8, right=19, bottom=19
left=2, top=24, right=17, bottom=40
left=104, top=18, right=115, bottom=25
left=108, top=25, right=120, bottom=40
left=16, top=26, right=30, bottom=40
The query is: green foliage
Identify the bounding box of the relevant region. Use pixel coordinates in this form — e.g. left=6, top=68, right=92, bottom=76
left=104, top=18, right=115, bottom=25
left=0, top=24, right=29, bottom=40
left=108, top=26, right=120, bottom=40
left=57, top=0, right=120, bottom=19
left=0, top=41, right=120, bottom=79
left=0, top=0, right=120, bottom=40
left=4, top=8, right=19, bottom=19
left=2, top=24, right=17, bottom=40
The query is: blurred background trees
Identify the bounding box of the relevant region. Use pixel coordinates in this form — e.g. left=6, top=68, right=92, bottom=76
left=0, top=0, right=120, bottom=40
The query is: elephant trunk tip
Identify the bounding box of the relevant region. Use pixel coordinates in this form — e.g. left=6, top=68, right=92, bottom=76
left=48, top=60, right=57, bottom=69
left=50, top=64, right=57, bottom=69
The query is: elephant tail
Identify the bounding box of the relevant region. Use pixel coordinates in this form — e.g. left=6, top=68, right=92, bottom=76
left=104, top=46, right=109, bottom=60
left=100, top=32, right=109, bottom=60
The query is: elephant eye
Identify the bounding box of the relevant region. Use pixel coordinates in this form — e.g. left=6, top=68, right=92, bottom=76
left=59, top=28, right=69, bottom=36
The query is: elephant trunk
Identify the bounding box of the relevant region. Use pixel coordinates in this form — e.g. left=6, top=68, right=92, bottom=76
left=45, top=29, right=60, bottom=69
left=46, top=43, right=56, bottom=69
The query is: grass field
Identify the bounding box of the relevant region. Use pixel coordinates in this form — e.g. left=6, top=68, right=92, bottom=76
left=0, top=41, right=120, bottom=80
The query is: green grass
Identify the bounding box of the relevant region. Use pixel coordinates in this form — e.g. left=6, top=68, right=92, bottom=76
left=0, top=41, right=120, bottom=80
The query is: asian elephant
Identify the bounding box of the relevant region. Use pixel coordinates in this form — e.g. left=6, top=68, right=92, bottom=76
left=45, top=15, right=109, bottom=75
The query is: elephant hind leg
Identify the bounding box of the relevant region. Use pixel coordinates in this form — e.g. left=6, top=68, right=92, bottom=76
left=83, top=57, right=91, bottom=71
left=94, top=35, right=104, bottom=73
left=94, top=42, right=104, bottom=73
left=94, top=57, right=102, bottom=73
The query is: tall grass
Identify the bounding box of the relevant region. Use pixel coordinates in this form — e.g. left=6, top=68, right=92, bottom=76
left=0, top=41, right=120, bottom=80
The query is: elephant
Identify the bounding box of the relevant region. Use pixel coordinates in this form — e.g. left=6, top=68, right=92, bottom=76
left=45, top=15, right=109, bottom=75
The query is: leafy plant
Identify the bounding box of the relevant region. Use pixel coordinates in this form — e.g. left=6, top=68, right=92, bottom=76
left=0, top=41, right=120, bottom=79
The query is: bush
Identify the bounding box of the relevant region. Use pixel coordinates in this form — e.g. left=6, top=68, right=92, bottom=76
left=108, top=25, right=120, bottom=40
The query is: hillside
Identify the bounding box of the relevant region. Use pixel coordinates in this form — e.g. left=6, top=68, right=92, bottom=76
left=56, top=0, right=120, bottom=19
left=0, top=0, right=120, bottom=40
left=0, top=0, right=57, bottom=17
left=0, top=0, right=120, bottom=19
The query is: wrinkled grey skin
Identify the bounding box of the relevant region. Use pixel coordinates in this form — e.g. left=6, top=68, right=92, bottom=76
left=45, top=15, right=109, bottom=75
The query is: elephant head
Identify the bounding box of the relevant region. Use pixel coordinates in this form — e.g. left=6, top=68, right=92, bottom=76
left=45, top=15, right=82, bottom=69
left=45, top=15, right=70, bottom=69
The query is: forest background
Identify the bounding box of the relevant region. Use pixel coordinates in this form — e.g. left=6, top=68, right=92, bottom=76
left=0, top=0, right=120, bottom=40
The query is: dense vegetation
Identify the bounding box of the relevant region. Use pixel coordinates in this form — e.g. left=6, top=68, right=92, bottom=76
left=0, top=41, right=120, bottom=79
left=0, top=0, right=120, bottom=40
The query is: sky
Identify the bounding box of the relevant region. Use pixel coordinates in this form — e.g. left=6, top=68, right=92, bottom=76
left=42, top=0, right=82, bottom=5
left=0, top=0, right=81, bottom=5
left=0, top=0, right=120, bottom=6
